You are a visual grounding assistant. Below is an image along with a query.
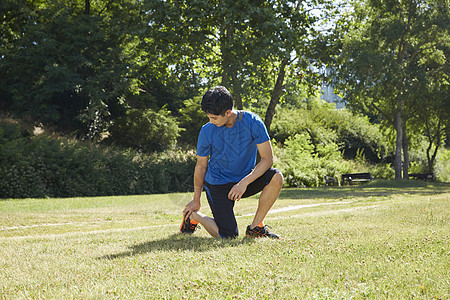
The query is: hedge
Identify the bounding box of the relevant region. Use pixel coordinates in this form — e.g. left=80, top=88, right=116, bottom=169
left=0, top=122, right=196, bottom=198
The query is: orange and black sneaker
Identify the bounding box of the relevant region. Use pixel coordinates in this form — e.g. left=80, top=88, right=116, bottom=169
left=246, top=225, right=280, bottom=239
left=179, top=216, right=198, bottom=234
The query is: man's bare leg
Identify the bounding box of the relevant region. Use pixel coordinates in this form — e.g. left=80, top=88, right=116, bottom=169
left=190, top=211, right=221, bottom=238
left=250, top=172, right=283, bottom=229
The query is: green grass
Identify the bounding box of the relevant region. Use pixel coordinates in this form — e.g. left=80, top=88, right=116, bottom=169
left=1, top=181, right=449, bottom=299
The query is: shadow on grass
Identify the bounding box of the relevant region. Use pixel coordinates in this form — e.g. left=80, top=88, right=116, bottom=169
left=99, top=234, right=255, bottom=260
left=279, top=180, right=450, bottom=200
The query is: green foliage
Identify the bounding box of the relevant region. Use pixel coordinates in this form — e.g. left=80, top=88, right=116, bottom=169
left=318, top=108, right=387, bottom=162
left=271, top=99, right=397, bottom=186
left=1, top=0, right=445, bottom=194
left=371, top=163, right=395, bottom=180
left=272, top=101, right=388, bottom=163
left=0, top=0, right=138, bottom=137
left=332, top=0, right=449, bottom=177
left=108, top=108, right=182, bottom=152
left=435, top=148, right=450, bottom=182
left=274, top=134, right=352, bottom=187
left=0, top=0, right=333, bottom=140
left=0, top=122, right=195, bottom=198
left=177, top=97, right=209, bottom=145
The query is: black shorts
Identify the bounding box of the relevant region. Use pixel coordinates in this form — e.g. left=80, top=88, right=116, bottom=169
left=203, top=168, right=281, bottom=238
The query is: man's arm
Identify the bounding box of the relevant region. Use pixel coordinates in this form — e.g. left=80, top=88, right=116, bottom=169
left=228, top=140, right=274, bottom=201
left=183, top=155, right=208, bottom=219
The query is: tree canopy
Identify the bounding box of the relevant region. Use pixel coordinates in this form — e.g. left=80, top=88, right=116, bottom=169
left=1, top=0, right=337, bottom=136
left=331, top=0, right=449, bottom=178
left=0, top=0, right=447, bottom=178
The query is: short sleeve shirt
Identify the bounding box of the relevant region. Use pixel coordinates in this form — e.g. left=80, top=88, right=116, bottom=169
left=197, top=111, right=270, bottom=185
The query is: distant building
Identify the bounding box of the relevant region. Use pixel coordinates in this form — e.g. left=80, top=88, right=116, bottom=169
left=320, top=67, right=345, bottom=109
left=321, top=83, right=345, bottom=109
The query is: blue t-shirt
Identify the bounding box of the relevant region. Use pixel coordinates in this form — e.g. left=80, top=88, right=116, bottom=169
left=197, top=111, right=270, bottom=185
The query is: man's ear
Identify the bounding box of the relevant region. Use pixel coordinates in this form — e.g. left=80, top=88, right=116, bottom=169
left=224, top=109, right=232, bottom=117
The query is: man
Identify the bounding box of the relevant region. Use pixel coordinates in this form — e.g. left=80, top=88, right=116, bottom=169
left=180, top=86, right=283, bottom=239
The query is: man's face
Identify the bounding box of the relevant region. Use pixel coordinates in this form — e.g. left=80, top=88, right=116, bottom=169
left=206, top=111, right=231, bottom=127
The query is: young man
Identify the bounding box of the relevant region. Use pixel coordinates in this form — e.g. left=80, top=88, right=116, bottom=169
left=180, top=86, right=283, bottom=239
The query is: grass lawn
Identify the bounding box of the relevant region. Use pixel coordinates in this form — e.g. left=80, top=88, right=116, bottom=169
left=0, top=180, right=448, bottom=299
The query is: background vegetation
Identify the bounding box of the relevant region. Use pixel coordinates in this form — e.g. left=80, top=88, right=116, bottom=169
left=0, top=0, right=448, bottom=198
left=0, top=119, right=196, bottom=198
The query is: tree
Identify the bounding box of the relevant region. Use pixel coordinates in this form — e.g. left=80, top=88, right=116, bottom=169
left=413, top=69, right=449, bottom=173
left=138, top=0, right=332, bottom=134
left=332, top=0, right=449, bottom=179
left=1, top=0, right=343, bottom=144
left=0, top=0, right=142, bottom=138
left=244, top=0, right=344, bottom=134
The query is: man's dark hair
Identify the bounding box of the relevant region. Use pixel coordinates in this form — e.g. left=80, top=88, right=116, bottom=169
left=201, top=86, right=234, bottom=116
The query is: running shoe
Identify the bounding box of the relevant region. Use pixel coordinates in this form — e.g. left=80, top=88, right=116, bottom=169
left=179, top=216, right=198, bottom=234
left=245, top=225, right=280, bottom=239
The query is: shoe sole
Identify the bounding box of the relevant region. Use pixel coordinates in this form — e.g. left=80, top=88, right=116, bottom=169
left=245, top=233, right=280, bottom=239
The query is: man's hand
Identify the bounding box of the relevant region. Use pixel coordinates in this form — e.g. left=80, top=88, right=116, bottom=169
left=228, top=140, right=273, bottom=202
left=228, top=182, right=248, bottom=201
left=183, top=199, right=201, bottom=219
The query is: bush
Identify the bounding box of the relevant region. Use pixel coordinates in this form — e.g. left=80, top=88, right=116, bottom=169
left=177, top=97, right=209, bottom=145
left=273, top=134, right=352, bottom=187
left=371, top=163, right=395, bottom=180
left=323, top=110, right=387, bottom=163
left=435, top=148, right=450, bottom=182
left=271, top=102, right=388, bottom=163
left=271, top=108, right=338, bottom=146
left=108, top=108, right=182, bottom=152
left=0, top=121, right=196, bottom=198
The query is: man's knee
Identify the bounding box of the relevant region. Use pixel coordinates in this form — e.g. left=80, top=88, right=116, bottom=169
left=271, top=171, right=284, bottom=187
left=219, top=231, right=239, bottom=239
left=217, top=221, right=239, bottom=238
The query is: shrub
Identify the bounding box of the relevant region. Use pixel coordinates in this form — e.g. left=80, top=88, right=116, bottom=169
left=434, top=148, right=450, bottom=182
left=371, top=163, right=395, bottom=180
left=0, top=121, right=196, bottom=198
left=271, top=108, right=338, bottom=146
left=271, top=103, right=388, bottom=163
left=273, top=134, right=352, bottom=187
left=108, top=108, right=182, bottom=152
left=177, top=97, right=209, bottom=145
left=321, top=109, right=387, bottom=163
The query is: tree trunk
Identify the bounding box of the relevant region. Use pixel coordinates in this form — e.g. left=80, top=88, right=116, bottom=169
left=84, top=0, right=91, bottom=14
left=426, top=120, right=442, bottom=173
left=429, top=143, right=439, bottom=173
left=394, top=100, right=403, bottom=179
left=402, top=126, right=409, bottom=179
left=264, top=58, right=288, bottom=134
left=219, top=18, right=243, bottom=109
left=220, top=17, right=232, bottom=89
left=232, top=75, right=243, bottom=110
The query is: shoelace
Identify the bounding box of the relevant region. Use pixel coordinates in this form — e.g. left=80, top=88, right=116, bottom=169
left=187, top=222, right=201, bottom=231
left=250, top=225, right=271, bottom=235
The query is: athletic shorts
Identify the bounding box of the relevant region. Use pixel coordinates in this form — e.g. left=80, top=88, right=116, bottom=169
left=203, top=168, right=281, bottom=238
